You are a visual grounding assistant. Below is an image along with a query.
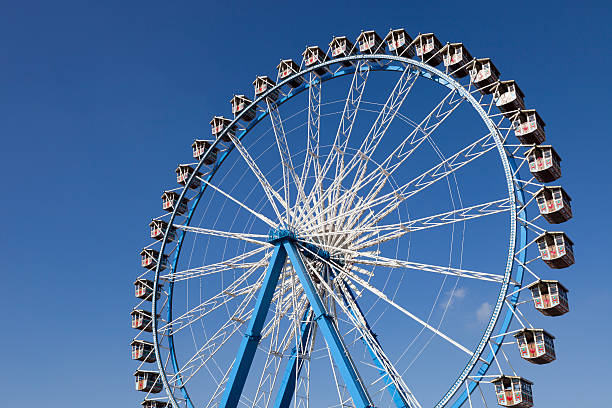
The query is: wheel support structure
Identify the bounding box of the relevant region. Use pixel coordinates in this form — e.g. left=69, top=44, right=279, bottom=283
left=219, top=238, right=374, bottom=408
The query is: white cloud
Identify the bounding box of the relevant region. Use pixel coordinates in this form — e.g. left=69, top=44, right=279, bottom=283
left=476, top=302, right=493, bottom=324
left=441, top=287, right=467, bottom=309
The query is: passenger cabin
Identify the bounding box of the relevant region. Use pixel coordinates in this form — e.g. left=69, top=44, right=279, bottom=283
left=302, top=46, right=330, bottom=76
left=134, top=370, right=163, bottom=393
left=384, top=28, right=414, bottom=57
left=524, top=145, right=562, bottom=182
left=134, top=278, right=160, bottom=301
left=329, top=36, right=355, bottom=66
left=414, top=33, right=443, bottom=65
left=469, top=58, right=500, bottom=94
left=536, top=232, right=575, bottom=269
left=131, top=339, right=156, bottom=362
left=277, top=59, right=304, bottom=88
left=356, top=30, right=384, bottom=54
left=513, top=328, right=556, bottom=364
left=142, top=400, right=170, bottom=408
left=192, top=140, right=219, bottom=165
left=253, top=76, right=279, bottom=101
left=161, top=191, right=188, bottom=215
left=210, top=116, right=235, bottom=142
left=512, top=110, right=546, bottom=145
left=442, top=43, right=473, bottom=78
left=535, top=186, right=573, bottom=224
left=526, top=280, right=569, bottom=316
left=149, top=219, right=176, bottom=242
left=230, top=95, right=256, bottom=121
left=131, top=309, right=157, bottom=332
left=140, top=249, right=168, bottom=271
left=175, top=165, right=203, bottom=189
left=494, top=81, right=525, bottom=116
left=492, top=376, right=534, bottom=408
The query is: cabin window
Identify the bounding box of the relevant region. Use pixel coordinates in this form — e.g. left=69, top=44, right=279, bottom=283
left=555, top=235, right=564, bottom=248
left=537, top=196, right=546, bottom=206
left=549, top=284, right=558, bottom=295
left=537, top=240, right=547, bottom=251
left=455, top=47, right=462, bottom=56
left=496, top=384, right=502, bottom=393
left=518, top=336, right=526, bottom=346
left=426, top=37, right=433, bottom=45
left=513, top=382, right=520, bottom=391
left=543, top=149, right=552, bottom=160
left=535, top=333, right=544, bottom=343
left=553, top=190, right=562, bottom=200
left=513, top=119, right=521, bottom=129
left=507, top=84, right=515, bottom=93
left=483, top=62, right=490, bottom=70
left=531, top=286, right=541, bottom=298
left=528, top=113, right=536, bottom=122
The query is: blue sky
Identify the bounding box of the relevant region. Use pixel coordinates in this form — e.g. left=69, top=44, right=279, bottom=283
left=1, top=1, right=610, bottom=407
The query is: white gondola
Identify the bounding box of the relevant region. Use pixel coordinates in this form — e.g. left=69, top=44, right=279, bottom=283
left=513, top=328, right=556, bottom=365
left=302, top=46, right=330, bottom=76
left=134, top=370, right=163, bottom=393
left=356, top=30, right=384, bottom=54
left=512, top=110, right=546, bottom=145
left=494, top=80, right=525, bottom=116
left=329, top=36, right=355, bottom=66
left=414, top=33, right=443, bottom=65
left=535, top=186, right=573, bottom=223
left=441, top=43, right=473, bottom=78
left=210, top=116, right=235, bottom=142
left=536, top=231, right=575, bottom=269
left=230, top=95, right=256, bottom=121
left=131, top=339, right=156, bottom=363
left=384, top=28, right=414, bottom=57
left=469, top=58, right=500, bottom=94
left=253, top=76, right=279, bottom=101
left=492, top=376, right=534, bottom=408
left=175, top=165, right=203, bottom=189
left=161, top=191, right=188, bottom=215
left=526, top=280, right=569, bottom=316
left=134, top=278, right=161, bottom=301
left=140, top=249, right=168, bottom=271
left=149, top=219, right=176, bottom=242
left=131, top=309, right=158, bottom=333
left=524, top=145, right=562, bottom=182
left=142, top=400, right=171, bottom=408
left=192, top=139, right=218, bottom=164
left=277, top=59, right=304, bottom=88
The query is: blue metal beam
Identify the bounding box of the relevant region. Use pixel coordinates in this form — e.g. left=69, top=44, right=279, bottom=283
left=283, top=242, right=374, bottom=408
left=332, top=267, right=410, bottom=408
left=220, top=244, right=288, bottom=408
left=272, top=307, right=313, bottom=408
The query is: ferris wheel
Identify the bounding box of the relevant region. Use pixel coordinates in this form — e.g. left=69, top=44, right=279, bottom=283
left=131, top=29, right=574, bottom=408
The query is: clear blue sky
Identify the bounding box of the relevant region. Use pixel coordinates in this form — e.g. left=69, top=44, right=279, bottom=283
left=1, top=1, right=610, bottom=407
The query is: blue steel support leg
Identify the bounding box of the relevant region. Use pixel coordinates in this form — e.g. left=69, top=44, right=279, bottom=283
left=220, top=244, right=288, bottom=408
left=272, top=307, right=313, bottom=408
left=331, top=266, right=410, bottom=408
left=283, top=242, right=374, bottom=408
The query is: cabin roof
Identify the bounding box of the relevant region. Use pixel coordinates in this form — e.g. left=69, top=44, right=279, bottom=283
left=131, top=308, right=153, bottom=316
left=131, top=339, right=154, bottom=346
left=175, top=164, right=203, bottom=175
left=210, top=116, right=230, bottom=125
left=495, top=80, right=525, bottom=98
left=536, top=231, right=574, bottom=246
left=513, top=328, right=555, bottom=339
left=134, top=369, right=160, bottom=376
left=414, top=32, right=442, bottom=45
left=140, top=248, right=158, bottom=255
left=252, top=75, right=275, bottom=85
left=302, top=45, right=326, bottom=57
left=523, top=144, right=561, bottom=161
left=162, top=190, right=180, bottom=198
left=277, top=59, right=299, bottom=69
left=357, top=30, right=382, bottom=42
left=525, top=279, right=569, bottom=293
left=134, top=278, right=154, bottom=285
left=329, top=36, right=353, bottom=47
left=474, top=58, right=501, bottom=76
left=535, top=185, right=571, bottom=201
left=517, top=109, right=546, bottom=127
left=149, top=219, right=167, bottom=227
left=192, top=139, right=214, bottom=148
left=384, top=28, right=410, bottom=39
left=492, top=375, right=533, bottom=385
left=230, top=94, right=251, bottom=103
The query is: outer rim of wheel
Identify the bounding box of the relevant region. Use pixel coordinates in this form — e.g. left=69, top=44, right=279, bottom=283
left=150, top=53, right=528, bottom=408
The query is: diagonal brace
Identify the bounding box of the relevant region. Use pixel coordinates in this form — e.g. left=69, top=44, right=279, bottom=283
left=220, top=244, right=288, bottom=408
left=283, top=242, right=375, bottom=408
